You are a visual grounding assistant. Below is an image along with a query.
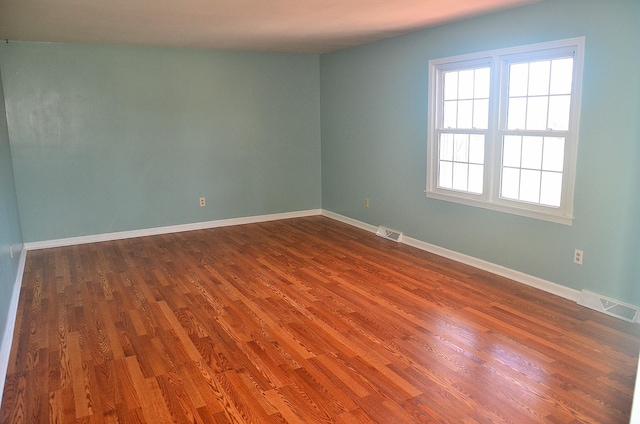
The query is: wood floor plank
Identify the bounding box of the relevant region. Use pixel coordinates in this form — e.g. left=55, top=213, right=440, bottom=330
left=2, top=216, right=639, bottom=423
left=67, top=332, right=93, bottom=419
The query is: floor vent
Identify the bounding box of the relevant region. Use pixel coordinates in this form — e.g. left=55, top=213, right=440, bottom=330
left=577, top=290, right=639, bottom=323
left=376, top=226, right=402, bottom=242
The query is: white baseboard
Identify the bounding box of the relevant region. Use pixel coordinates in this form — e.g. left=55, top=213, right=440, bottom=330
left=322, top=210, right=580, bottom=303
left=631, top=352, right=640, bottom=424
left=0, top=246, right=27, bottom=407
left=401, top=235, right=580, bottom=302
left=3, top=209, right=637, bottom=415
left=24, top=209, right=323, bottom=250
left=321, top=210, right=378, bottom=233
left=0, top=209, right=322, bottom=409
left=322, top=212, right=639, bottom=417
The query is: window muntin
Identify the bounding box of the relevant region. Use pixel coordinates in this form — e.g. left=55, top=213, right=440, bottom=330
left=438, top=133, right=485, bottom=194
left=436, top=65, right=490, bottom=195
left=442, top=67, right=490, bottom=130
left=499, top=55, right=574, bottom=208
left=501, top=135, right=565, bottom=206
left=506, top=58, right=574, bottom=131
left=426, top=38, right=584, bottom=225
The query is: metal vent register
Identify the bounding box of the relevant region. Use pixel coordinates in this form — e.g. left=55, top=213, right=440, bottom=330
left=577, top=290, right=639, bottom=323
left=376, top=226, right=402, bottom=242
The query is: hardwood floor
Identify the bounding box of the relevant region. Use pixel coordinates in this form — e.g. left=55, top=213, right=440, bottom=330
left=1, top=216, right=639, bottom=423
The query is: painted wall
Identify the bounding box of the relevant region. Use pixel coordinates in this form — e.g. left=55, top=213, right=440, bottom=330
left=0, top=67, right=24, bottom=343
left=320, top=0, right=640, bottom=305
left=0, top=42, right=321, bottom=242
left=0, top=0, right=638, bottom=308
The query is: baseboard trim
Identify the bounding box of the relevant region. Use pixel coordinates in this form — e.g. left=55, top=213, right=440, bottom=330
left=3, top=209, right=635, bottom=412
left=322, top=210, right=580, bottom=303
left=1, top=208, right=321, bottom=410
left=321, top=210, right=378, bottom=233
left=631, top=352, right=640, bottom=424
left=24, top=209, right=323, bottom=251
left=401, top=235, right=580, bottom=302
left=0, top=246, right=27, bottom=406
left=5, top=209, right=635, bottom=415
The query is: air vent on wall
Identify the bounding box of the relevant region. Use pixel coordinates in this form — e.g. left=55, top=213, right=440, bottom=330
left=376, top=226, right=402, bottom=242
left=577, top=290, right=639, bottom=323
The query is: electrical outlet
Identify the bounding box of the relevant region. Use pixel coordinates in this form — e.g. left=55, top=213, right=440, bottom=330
left=365, top=198, right=370, bottom=208
left=199, top=197, right=206, bottom=207
left=10, top=246, right=13, bottom=259
left=574, top=249, right=583, bottom=265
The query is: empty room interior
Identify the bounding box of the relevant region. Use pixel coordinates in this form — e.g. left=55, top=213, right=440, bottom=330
left=0, top=0, right=639, bottom=422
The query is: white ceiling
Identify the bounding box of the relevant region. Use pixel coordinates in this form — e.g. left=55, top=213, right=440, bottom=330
left=0, top=0, right=540, bottom=54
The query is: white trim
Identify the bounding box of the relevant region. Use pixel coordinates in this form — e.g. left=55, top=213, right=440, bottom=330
left=323, top=210, right=580, bottom=302
left=321, top=210, right=377, bottom=233
left=425, top=191, right=574, bottom=225
left=3, top=209, right=634, bottom=415
left=631, top=352, right=640, bottom=424
left=401, top=235, right=579, bottom=301
left=0, top=246, right=27, bottom=407
left=426, top=37, right=585, bottom=226
left=25, top=208, right=580, bottom=302
left=0, top=209, right=322, bottom=408
left=24, top=209, right=322, bottom=250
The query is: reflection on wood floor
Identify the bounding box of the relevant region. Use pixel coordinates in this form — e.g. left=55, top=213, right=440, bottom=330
left=2, top=216, right=639, bottom=423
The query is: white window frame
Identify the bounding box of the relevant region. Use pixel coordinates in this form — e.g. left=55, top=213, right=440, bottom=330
left=426, top=37, right=585, bottom=225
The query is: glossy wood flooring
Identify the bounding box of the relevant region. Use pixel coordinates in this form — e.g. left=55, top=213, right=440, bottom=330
left=2, top=216, right=639, bottom=423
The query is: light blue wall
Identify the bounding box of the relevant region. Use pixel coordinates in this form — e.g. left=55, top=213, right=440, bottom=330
left=0, top=0, right=638, bottom=309
left=320, top=0, right=640, bottom=305
left=0, top=67, right=23, bottom=343
left=0, top=42, right=321, bottom=242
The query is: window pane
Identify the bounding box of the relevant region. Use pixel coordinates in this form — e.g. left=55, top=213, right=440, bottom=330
left=469, top=135, right=485, bottom=164
left=550, top=58, right=573, bottom=95
left=509, top=63, right=529, bottom=97
left=439, top=133, right=454, bottom=161
left=507, top=97, right=526, bottom=130
left=453, top=134, right=469, bottom=162
left=520, top=169, right=541, bottom=203
left=452, top=163, right=469, bottom=191
left=428, top=39, right=583, bottom=220
left=548, top=95, right=571, bottom=130
left=526, top=96, right=548, bottom=130
left=439, top=161, right=453, bottom=189
left=503, top=135, right=521, bottom=168
left=473, top=99, right=489, bottom=129
left=474, top=67, right=490, bottom=98
left=501, top=167, right=520, bottom=200
left=444, top=71, right=458, bottom=100
left=457, top=100, right=473, bottom=128
left=468, top=164, right=484, bottom=194
left=521, top=136, right=543, bottom=169
left=540, top=171, right=562, bottom=207
left=458, top=70, right=474, bottom=99
left=528, top=60, right=551, bottom=96
left=542, top=137, right=565, bottom=172
left=443, top=101, right=457, bottom=128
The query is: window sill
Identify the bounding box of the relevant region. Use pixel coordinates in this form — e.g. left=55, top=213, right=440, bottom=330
left=425, top=190, right=574, bottom=225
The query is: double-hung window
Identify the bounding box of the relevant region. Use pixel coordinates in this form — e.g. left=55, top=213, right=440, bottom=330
left=426, top=38, right=584, bottom=225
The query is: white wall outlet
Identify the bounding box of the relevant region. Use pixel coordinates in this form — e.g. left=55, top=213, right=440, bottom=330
left=10, top=246, right=13, bottom=259
left=365, top=198, right=370, bottom=208
left=574, top=249, right=583, bottom=265
left=199, top=197, right=206, bottom=207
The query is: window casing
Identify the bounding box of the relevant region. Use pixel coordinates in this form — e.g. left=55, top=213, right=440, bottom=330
left=426, top=38, right=584, bottom=225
